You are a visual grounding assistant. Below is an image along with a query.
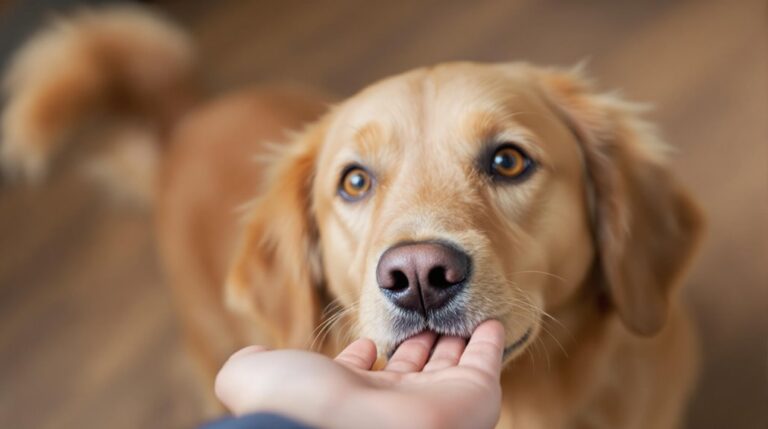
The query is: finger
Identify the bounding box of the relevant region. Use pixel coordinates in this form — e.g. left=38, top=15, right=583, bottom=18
left=385, top=331, right=437, bottom=373
left=458, top=320, right=505, bottom=377
left=422, top=335, right=467, bottom=371
left=215, top=346, right=270, bottom=410
left=335, top=338, right=378, bottom=370
left=225, top=345, right=270, bottom=364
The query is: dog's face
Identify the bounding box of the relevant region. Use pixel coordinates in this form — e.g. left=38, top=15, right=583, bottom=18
left=227, top=62, right=702, bottom=362
left=312, top=63, right=594, bottom=358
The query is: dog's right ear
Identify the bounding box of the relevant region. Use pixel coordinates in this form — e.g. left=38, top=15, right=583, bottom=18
left=225, top=120, right=327, bottom=348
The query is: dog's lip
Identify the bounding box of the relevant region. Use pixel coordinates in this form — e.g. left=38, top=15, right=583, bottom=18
left=502, top=327, right=533, bottom=359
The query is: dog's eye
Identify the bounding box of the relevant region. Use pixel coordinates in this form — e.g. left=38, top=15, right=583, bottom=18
left=339, top=166, right=373, bottom=201
left=490, top=145, right=533, bottom=179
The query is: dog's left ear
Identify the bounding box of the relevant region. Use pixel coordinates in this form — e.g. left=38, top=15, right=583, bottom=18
left=225, top=121, right=327, bottom=348
left=536, top=67, right=704, bottom=336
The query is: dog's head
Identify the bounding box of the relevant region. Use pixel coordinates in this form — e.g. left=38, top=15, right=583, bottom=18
left=226, top=62, right=702, bottom=361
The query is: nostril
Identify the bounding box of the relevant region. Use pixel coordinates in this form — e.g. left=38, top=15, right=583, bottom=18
left=389, top=270, right=409, bottom=291
left=428, top=266, right=459, bottom=288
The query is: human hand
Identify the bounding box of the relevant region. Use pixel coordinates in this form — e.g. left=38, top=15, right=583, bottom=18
left=215, top=320, right=506, bottom=429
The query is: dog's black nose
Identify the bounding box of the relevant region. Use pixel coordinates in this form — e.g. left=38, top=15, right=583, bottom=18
left=376, top=241, right=470, bottom=315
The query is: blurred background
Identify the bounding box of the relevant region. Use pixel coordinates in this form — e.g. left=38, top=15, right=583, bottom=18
left=0, top=0, right=765, bottom=428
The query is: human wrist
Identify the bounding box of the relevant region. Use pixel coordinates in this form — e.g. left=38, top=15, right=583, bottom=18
left=324, top=389, right=446, bottom=429
left=322, top=388, right=389, bottom=429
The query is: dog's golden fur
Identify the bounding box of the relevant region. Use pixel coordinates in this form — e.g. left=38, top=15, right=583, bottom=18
left=1, top=6, right=703, bottom=428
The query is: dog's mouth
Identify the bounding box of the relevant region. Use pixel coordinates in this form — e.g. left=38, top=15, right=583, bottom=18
left=385, top=325, right=533, bottom=360
left=382, top=295, right=537, bottom=360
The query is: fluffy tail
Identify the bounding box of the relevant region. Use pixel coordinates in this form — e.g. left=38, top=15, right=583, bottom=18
left=0, top=5, right=196, bottom=204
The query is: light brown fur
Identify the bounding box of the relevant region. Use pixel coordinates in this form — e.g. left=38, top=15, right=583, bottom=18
left=1, top=7, right=703, bottom=428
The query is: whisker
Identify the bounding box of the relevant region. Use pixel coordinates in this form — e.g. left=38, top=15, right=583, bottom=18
left=510, top=270, right=568, bottom=283
left=309, top=301, right=359, bottom=352
left=492, top=285, right=572, bottom=361
left=320, top=308, right=357, bottom=351
left=308, top=301, right=343, bottom=345
left=515, top=293, right=571, bottom=358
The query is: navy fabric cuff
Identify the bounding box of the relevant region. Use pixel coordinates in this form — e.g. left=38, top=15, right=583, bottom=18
left=200, top=412, right=315, bottom=429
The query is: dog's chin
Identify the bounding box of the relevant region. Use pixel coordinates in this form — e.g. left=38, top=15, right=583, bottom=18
left=382, top=306, right=535, bottom=361
left=383, top=305, right=475, bottom=355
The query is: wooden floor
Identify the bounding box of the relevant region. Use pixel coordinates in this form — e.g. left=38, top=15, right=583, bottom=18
left=0, top=0, right=765, bottom=428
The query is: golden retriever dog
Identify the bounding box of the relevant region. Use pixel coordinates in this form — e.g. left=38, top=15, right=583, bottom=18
left=1, top=6, right=703, bottom=428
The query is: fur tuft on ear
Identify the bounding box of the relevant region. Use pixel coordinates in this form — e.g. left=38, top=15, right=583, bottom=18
left=537, top=67, right=704, bottom=336
left=225, top=121, right=327, bottom=348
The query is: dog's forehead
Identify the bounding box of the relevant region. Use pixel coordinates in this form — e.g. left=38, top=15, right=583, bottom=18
left=326, top=64, right=543, bottom=148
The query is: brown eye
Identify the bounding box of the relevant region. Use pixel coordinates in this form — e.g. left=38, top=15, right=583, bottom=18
left=339, top=166, right=373, bottom=201
left=490, top=145, right=533, bottom=179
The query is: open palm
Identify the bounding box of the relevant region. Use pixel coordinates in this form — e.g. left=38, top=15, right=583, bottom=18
left=215, top=320, right=506, bottom=429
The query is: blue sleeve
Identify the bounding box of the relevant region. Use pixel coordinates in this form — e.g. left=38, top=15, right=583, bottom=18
left=200, top=413, right=315, bottom=429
